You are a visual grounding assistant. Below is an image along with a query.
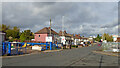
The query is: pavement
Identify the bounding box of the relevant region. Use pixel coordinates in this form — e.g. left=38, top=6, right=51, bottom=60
left=93, top=51, right=119, bottom=57
left=2, top=43, right=118, bottom=66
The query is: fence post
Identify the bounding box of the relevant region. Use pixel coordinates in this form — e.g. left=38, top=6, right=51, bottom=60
left=50, top=42, right=52, bottom=50
left=62, top=43, right=63, bottom=49
left=2, top=42, right=5, bottom=55
left=32, top=43, right=34, bottom=46
left=46, top=42, right=48, bottom=50
left=16, top=43, right=18, bottom=55
left=8, top=43, right=11, bottom=56
left=25, top=43, right=27, bottom=54
left=57, top=43, right=58, bottom=49
left=20, top=43, right=22, bottom=55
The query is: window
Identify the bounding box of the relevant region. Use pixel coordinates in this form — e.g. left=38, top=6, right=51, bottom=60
left=39, top=35, right=40, bottom=37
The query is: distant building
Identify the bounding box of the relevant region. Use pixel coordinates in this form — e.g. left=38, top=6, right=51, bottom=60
left=113, top=35, right=118, bottom=42
left=71, top=34, right=89, bottom=45
left=81, top=37, right=88, bottom=42
left=88, top=36, right=95, bottom=43
left=34, top=27, right=59, bottom=43
left=116, top=37, right=120, bottom=42
left=73, top=34, right=81, bottom=45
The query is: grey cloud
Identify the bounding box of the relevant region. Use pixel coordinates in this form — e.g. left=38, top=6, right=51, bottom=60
left=101, top=20, right=118, bottom=28
left=2, top=2, right=118, bottom=36
left=32, top=2, right=56, bottom=8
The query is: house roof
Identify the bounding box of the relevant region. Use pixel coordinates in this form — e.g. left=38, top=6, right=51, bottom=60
left=35, top=27, right=58, bottom=35
left=70, top=34, right=81, bottom=39
left=81, top=37, right=88, bottom=39
left=117, top=37, right=120, bottom=42
left=74, top=36, right=80, bottom=39
left=59, top=31, right=83, bottom=39
left=59, top=30, right=71, bottom=37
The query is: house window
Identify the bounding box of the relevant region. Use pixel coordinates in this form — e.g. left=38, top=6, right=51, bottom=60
left=39, top=35, right=40, bottom=37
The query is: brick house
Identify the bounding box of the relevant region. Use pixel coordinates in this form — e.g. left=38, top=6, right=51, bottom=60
left=116, top=37, right=120, bottom=42
left=34, top=27, right=59, bottom=43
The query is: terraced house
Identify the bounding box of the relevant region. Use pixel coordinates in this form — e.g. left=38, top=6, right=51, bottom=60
left=59, top=30, right=73, bottom=45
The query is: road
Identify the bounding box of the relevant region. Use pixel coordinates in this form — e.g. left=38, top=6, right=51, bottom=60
left=2, top=44, right=118, bottom=66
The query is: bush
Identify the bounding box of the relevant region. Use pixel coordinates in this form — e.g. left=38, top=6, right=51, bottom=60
left=72, top=45, right=78, bottom=48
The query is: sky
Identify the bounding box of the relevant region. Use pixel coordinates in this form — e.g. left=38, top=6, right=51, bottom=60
left=2, top=2, right=119, bottom=37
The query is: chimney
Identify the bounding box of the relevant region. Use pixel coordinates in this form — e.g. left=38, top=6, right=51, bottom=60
left=78, top=34, right=80, bottom=36
left=48, top=27, right=50, bottom=29
left=75, top=34, right=78, bottom=36
left=59, top=30, right=62, bottom=33
left=64, top=30, right=66, bottom=34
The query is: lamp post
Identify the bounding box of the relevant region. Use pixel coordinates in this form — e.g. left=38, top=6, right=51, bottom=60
left=62, top=16, right=64, bottom=36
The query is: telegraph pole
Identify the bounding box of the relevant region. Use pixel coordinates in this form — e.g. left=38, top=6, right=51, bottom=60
left=62, top=16, right=64, bottom=36
left=49, top=19, right=52, bottom=50
left=50, top=19, right=51, bottom=36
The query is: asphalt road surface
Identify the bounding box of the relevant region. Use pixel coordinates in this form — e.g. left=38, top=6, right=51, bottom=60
left=2, top=44, right=118, bottom=66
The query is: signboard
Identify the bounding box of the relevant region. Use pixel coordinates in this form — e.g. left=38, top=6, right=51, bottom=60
left=32, top=46, right=42, bottom=51
left=61, top=36, right=66, bottom=45
left=46, top=36, right=52, bottom=42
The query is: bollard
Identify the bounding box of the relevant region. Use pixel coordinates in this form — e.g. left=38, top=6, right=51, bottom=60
left=50, top=42, right=52, bottom=50
left=8, top=43, right=11, bottom=56
left=46, top=42, right=48, bottom=50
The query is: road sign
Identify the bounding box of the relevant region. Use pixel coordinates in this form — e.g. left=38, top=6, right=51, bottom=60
left=46, top=36, right=52, bottom=42
left=61, top=36, right=66, bottom=44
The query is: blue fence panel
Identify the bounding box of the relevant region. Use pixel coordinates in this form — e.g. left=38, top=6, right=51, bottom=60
left=2, top=42, right=61, bottom=56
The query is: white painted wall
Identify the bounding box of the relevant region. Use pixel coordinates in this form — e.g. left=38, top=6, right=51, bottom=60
left=0, top=32, right=5, bottom=43
left=60, top=36, right=66, bottom=45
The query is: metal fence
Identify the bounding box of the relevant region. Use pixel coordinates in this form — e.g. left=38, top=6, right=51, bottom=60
left=101, top=42, right=119, bottom=52
left=2, top=42, right=62, bottom=56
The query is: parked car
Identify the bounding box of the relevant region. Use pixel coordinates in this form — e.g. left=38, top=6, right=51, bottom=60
left=77, top=44, right=84, bottom=47
left=85, top=44, right=89, bottom=47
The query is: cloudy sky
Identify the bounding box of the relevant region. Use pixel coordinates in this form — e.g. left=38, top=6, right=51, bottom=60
left=2, top=2, right=118, bottom=37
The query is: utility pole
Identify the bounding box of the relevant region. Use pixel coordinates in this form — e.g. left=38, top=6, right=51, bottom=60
left=62, top=16, right=64, bottom=36
left=50, top=19, right=51, bottom=36
left=49, top=19, right=52, bottom=50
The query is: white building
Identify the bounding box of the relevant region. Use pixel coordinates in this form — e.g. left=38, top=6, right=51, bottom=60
left=113, top=35, right=118, bottom=42
left=59, top=30, right=72, bottom=45
left=0, top=31, right=6, bottom=44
